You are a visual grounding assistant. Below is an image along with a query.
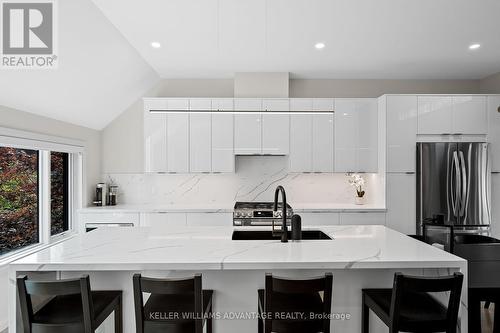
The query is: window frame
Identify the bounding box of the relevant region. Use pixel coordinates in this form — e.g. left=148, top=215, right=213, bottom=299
left=0, top=127, right=84, bottom=261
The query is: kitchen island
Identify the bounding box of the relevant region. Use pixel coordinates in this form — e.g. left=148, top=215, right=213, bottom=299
left=8, top=225, right=467, bottom=333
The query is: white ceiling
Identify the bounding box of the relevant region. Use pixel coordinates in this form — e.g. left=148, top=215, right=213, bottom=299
left=91, top=0, right=500, bottom=79
left=0, top=0, right=159, bottom=130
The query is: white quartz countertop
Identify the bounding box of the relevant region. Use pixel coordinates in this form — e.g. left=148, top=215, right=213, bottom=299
left=78, top=203, right=386, bottom=214
left=10, top=225, right=464, bottom=271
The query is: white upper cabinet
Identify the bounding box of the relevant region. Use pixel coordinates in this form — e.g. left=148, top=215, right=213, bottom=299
left=189, top=99, right=212, bottom=172
left=386, top=95, right=418, bottom=173
left=234, top=98, right=262, bottom=155
left=335, top=98, right=378, bottom=172
left=312, top=99, right=335, bottom=172
left=417, top=96, right=453, bottom=135
left=211, top=98, right=234, bottom=172
left=452, top=96, right=487, bottom=134
left=417, top=95, right=487, bottom=135
left=488, top=96, right=500, bottom=172
left=289, top=99, right=313, bottom=172
left=262, top=99, right=290, bottom=155
left=166, top=99, right=189, bottom=173
left=144, top=99, right=167, bottom=172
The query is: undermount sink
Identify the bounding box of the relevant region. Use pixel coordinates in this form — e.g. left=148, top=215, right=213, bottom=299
left=231, top=230, right=332, bottom=241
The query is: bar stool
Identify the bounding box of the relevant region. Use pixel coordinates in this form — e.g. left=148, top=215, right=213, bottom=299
left=17, top=275, right=123, bottom=333
left=362, top=272, right=463, bottom=333
left=133, top=273, right=213, bottom=333
left=257, top=273, right=333, bottom=333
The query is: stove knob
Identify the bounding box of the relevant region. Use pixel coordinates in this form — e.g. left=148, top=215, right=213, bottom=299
left=235, top=212, right=241, bottom=218
left=275, top=211, right=282, bottom=218
left=246, top=212, right=253, bottom=218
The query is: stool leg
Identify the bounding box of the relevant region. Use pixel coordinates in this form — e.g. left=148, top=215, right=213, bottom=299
left=468, top=291, right=481, bottom=333
left=362, top=294, right=369, bottom=333
left=494, top=302, right=500, bottom=333
left=207, top=303, right=213, bottom=333
left=115, top=295, right=123, bottom=333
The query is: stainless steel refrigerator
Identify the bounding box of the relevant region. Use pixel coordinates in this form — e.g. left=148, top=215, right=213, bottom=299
left=417, top=142, right=491, bottom=236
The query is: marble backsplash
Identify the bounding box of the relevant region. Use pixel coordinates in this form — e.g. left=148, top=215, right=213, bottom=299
left=103, top=156, right=385, bottom=207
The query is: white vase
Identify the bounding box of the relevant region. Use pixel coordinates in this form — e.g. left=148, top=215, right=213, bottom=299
left=355, top=196, right=365, bottom=205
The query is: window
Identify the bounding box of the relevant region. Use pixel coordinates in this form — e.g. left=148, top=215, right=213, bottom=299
left=0, top=129, right=82, bottom=258
left=50, top=152, right=69, bottom=236
left=0, top=147, right=39, bottom=256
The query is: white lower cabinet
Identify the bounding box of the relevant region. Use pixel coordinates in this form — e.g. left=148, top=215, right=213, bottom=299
left=141, top=213, right=187, bottom=227
left=491, top=174, right=500, bottom=239
left=386, top=173, right=416, bottom=235
left=186, top=213, right=232, bottom=226
left=298, top=213, right=339, bottom=226
left=339, top=212, right=386, bottom=225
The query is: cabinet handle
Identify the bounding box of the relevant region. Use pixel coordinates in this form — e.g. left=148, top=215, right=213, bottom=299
left=497, top=106, right=500, bottom=113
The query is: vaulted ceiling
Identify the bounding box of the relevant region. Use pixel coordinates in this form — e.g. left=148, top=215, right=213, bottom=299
left=0, top=0, right=159, bottom=130
left=92, top=0, right=500, bottom=79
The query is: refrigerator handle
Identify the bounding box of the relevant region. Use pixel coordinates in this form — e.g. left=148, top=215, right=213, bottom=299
left=451, top=151, right=460, bottom=216
left=458, top=151, right=467, bottom=217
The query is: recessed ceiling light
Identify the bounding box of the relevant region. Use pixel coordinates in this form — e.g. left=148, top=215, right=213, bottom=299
left=151, top=42, right=161, bottom=49
left=469, top=43, right=481, bottom=50
left=315, top=42, right=326, bottom=50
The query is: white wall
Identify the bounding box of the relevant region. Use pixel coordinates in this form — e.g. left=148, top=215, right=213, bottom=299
left=480, top=71, right=500, bottom=93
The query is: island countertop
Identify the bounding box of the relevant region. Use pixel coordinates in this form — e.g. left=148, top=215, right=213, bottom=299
left=10, top=225, right=465, bottom=271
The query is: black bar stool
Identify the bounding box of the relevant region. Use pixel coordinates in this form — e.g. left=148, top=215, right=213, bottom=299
left=17, top=275, right=122, bottom=333
left=362, top=272, right=463, bottom=333
left=133, top=273, right=213, bottom=333
left=257, top=273, right=333, bottom=333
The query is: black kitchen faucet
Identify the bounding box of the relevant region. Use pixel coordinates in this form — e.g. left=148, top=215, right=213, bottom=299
left=273, top=185, right=288, bottom=243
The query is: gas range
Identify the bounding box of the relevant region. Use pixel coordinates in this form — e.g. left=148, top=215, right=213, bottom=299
left=233, top=201, right=293, bottom=226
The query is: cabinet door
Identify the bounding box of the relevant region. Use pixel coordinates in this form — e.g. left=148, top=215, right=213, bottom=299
left=299, top=213, right=339, bottom=225
left=357, top=99, right=378, bottom=172
left=387, top=96, right=418, bottom=173
left=417, top=96, right=453, bottom=134
left=492, top=174, right=500, bottom=239
left=211, top=99, right=234, bottom=172
left=289, top=99, right=313, bottom=172
left=312, top=113, right=334, bottom=172
left=142, top=213, right=187, bottom=227
left=189, top=99, right=212, bottom=172
left=144, top=99, right=167, bottom=172
left=167, top=100, right=189, bottom=173
left=234, top=99, right=262, bottom=155
left=335, top=99, right=358, bottom=172
left=386, top=174, right=416, bottom=234
left=262, top=99, right=289, bottom=155
left=452, top=96, right=487, bottom=135
left=186, top=213, right=232, bottom=226
left=312, top=99, right=335, bottom=172
left=488, top=96, right=500, bottom=172
left=339, top=212, right=386, bottom=225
